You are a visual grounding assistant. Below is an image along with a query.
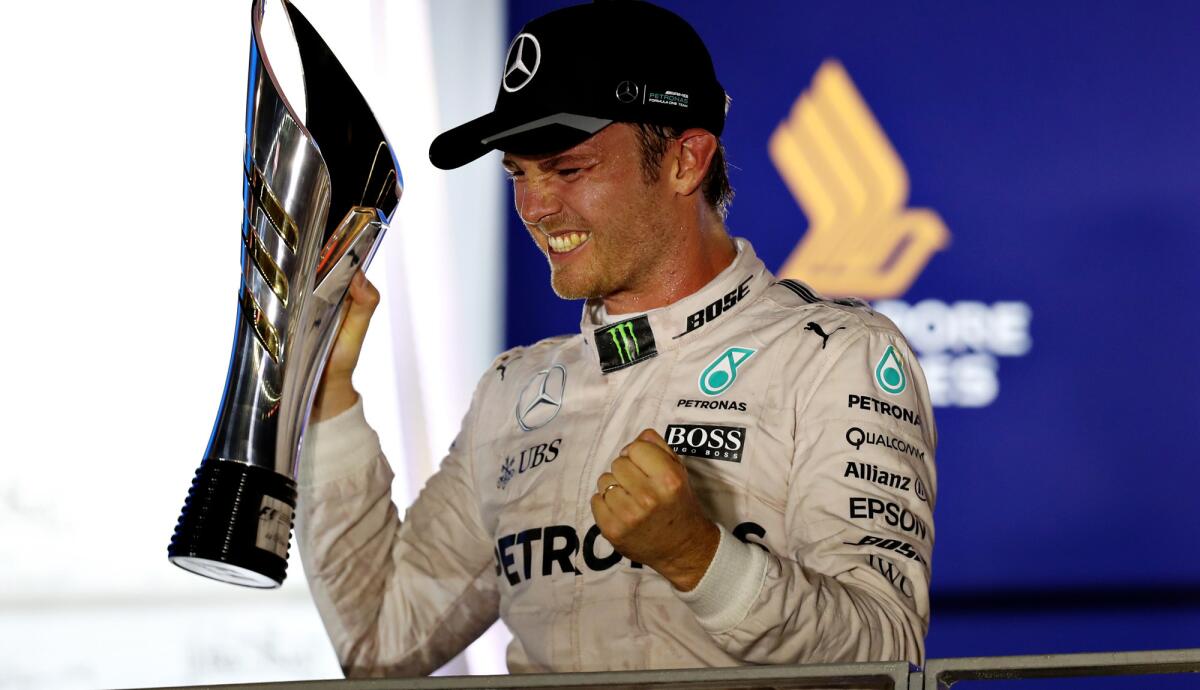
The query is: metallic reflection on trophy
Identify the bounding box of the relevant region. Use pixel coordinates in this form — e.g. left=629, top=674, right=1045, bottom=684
left=168, top=0, right=402, bottom=588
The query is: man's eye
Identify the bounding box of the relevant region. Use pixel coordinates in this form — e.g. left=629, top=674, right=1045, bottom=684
left=558, top=168, right=581, bottom=178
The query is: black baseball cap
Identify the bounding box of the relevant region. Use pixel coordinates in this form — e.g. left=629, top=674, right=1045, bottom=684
left=428, top=0, right=727, bottom=170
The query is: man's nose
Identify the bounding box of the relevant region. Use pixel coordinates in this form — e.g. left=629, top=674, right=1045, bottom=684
left=515, top=180, right=561, bottom=225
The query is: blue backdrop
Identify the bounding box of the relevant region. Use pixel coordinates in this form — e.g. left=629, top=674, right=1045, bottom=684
left=503, top=0, right=1200, bottom=664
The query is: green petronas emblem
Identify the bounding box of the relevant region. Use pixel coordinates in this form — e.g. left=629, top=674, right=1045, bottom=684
left=699, top=347, right=756, bottom=396
left=875, top=345, right=907, bottom=396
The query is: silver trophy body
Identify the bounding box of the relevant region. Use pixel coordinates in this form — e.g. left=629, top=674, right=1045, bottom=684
left=169, top=0, right=402, bottom=588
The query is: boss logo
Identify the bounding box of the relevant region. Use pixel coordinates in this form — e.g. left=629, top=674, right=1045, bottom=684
left=664, top=424, right=746, bottom=462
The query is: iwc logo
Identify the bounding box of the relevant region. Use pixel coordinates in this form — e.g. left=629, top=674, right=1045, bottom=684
left=615, top=80, right=639, bottom=103
left=515, top=364, right=567, bottom=431
left=503, top=33, right=541, bottom=93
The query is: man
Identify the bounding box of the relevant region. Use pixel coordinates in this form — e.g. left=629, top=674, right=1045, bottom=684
left=298, top=0, right=937, bottom=677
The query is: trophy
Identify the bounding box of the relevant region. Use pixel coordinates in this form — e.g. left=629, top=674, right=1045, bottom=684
left=168, top=0, right=402, bottom=588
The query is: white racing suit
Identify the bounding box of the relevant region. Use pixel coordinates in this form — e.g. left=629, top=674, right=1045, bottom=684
left=296, top=239, right=937, bottom=676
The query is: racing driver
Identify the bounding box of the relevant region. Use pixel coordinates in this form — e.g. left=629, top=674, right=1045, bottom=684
left=297, top=0, right=938, bottom=677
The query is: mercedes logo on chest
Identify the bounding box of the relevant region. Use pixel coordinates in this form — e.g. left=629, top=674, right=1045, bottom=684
left=503, top=33, right=541, bottom=93
left=515, top=364, right=567, bottom=431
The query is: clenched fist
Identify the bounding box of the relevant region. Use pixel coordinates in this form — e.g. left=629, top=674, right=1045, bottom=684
left=590, top=429, right=720, bottom=592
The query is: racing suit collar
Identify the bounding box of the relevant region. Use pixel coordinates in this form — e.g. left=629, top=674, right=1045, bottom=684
left=580, top=238, right=773, bottom=374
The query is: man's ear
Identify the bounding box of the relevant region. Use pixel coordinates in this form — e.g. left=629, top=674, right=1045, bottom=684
left=671, top=128, right=718, bottom=197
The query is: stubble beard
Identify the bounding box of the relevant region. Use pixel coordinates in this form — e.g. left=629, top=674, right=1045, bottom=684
left=547, top=216, right=672, bottom=303
left=547, top=239, right=619, bottom=300
left=530, top=218, right=610, bottom=300
left=537, top=213, right=632, bottom=300
left=541, top=153, right=673, bottom=302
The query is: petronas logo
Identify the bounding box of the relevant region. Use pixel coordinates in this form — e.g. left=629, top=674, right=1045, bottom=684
left=699, top=347, right=756, bottom=397
left=875, top=345, right=907, bottom=396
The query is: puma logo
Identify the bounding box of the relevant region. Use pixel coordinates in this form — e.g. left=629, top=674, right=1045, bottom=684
left=496, top=353, right=522, bottom=381
left=804, top=322, right=845, bottom=349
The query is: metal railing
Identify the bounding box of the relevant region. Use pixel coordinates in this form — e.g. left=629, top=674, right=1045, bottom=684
left=143, top=648, right=1200, bottom=690
left=918, top=648, right=1200, bottom=689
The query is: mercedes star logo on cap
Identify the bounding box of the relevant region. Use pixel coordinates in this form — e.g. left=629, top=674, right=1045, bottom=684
left=503, top=33, right=541, bottom=93
left=515, top=364, right=567, bottom=431
left=429, top=2, right=727, bottom=170
left=615, top=80, right=640, bottom=103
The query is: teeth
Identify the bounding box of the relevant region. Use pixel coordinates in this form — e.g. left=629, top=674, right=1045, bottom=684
left=548, top=232, right=590, bottom=254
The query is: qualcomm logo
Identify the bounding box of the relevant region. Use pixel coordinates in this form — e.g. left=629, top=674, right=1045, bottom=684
left=771, top=59, right=1032, bottom=408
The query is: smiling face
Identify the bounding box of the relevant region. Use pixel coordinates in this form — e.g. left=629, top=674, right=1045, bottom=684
left=502, top=123, right=677, bottom=303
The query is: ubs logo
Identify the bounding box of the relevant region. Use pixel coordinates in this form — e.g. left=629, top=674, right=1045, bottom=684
left=497, top=439, right=562, bottom=490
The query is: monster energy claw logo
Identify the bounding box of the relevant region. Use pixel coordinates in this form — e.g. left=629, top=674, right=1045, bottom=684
left=610, top=321, right=640, bottom=364
left=875, top=345, right=907, bottom=395
left=699, top=347, right=756, bottom=397
left=596, top=315, right=657, bottom=373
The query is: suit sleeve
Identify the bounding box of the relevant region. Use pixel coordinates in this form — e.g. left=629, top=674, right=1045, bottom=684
left=295, top=381, right=500, bottom=678
left=677, top=325, right=937, bottom=664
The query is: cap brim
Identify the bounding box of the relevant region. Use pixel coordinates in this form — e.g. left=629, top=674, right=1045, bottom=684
left=429, top=111, right=613, bottom=170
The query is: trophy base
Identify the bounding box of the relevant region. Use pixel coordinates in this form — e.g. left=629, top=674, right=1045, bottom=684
left=168, top=458, right=297, bottom=588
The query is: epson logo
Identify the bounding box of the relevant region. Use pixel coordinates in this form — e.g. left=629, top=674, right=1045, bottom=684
left=665, top=424, right=746, bottom=462
left=848, top=497, right=930, bottom=542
